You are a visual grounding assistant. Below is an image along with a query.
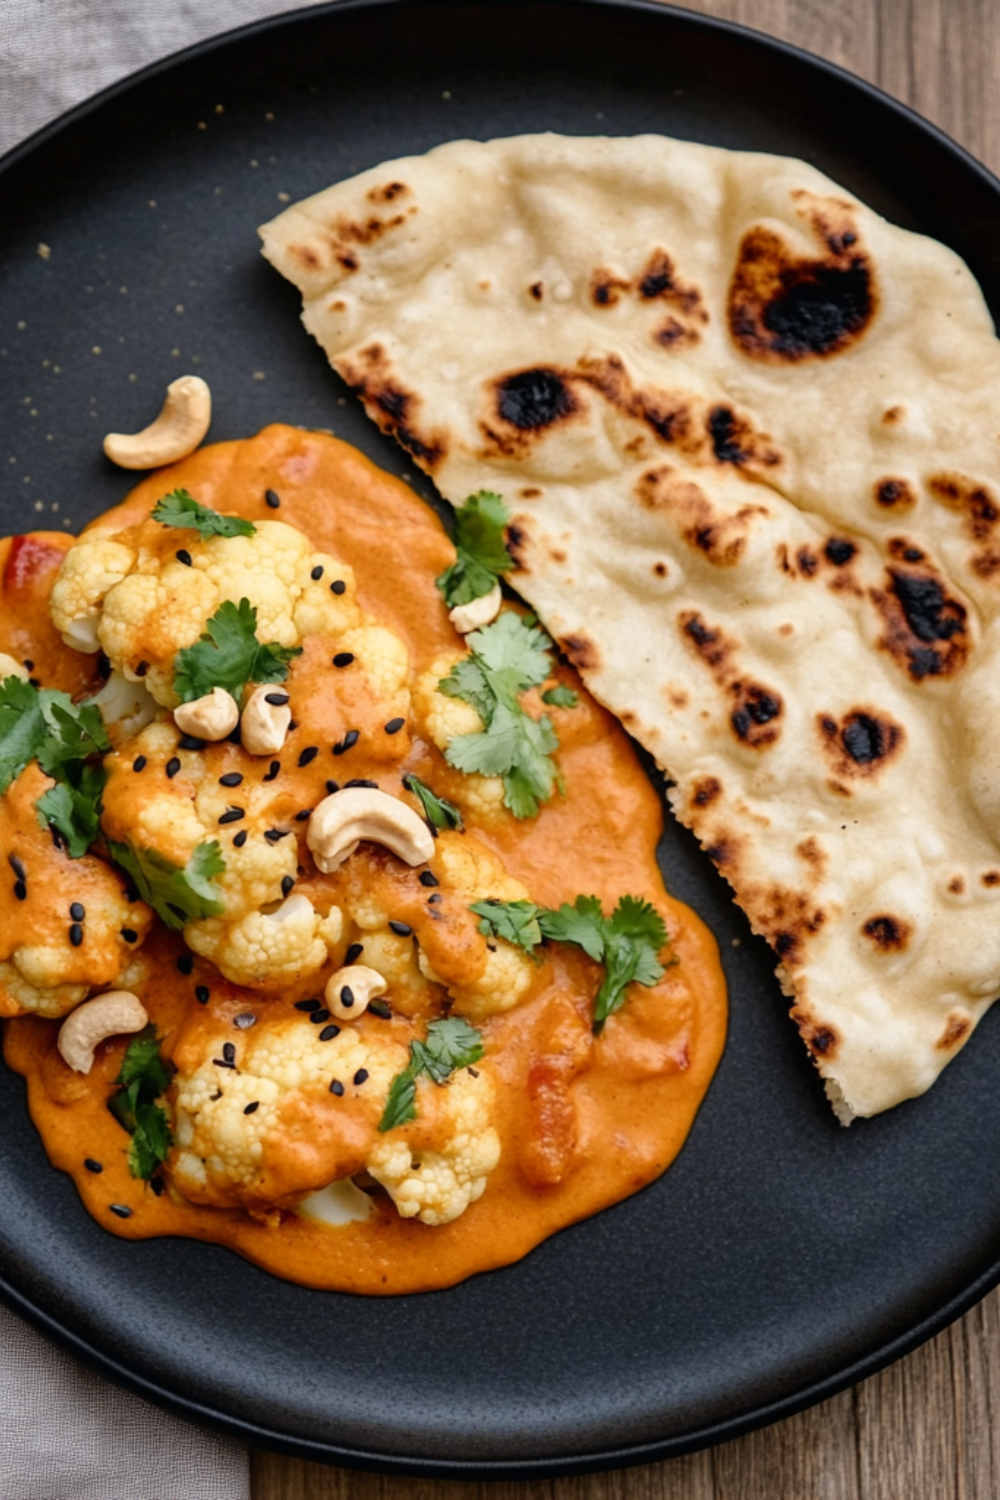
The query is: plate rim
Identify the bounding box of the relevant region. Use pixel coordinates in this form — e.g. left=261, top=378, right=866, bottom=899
left=3, top=0, right=1000, bottom=1474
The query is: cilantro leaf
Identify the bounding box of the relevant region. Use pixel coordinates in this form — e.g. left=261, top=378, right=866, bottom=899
left=109, top=1025, right=173, bottom=1181
left=0, top=676, right=47, bottom=794
left=151, top=488, right=256, bottom=539
left=173, top=598, right=302, bottom=707
left=542, top=683, right=578, bottom=709
left=36, top=699, right=110, bottom=778
left=537, top=895, right=607, bottom=961
left=35, top=765, right=107, bottom=858
left=0, top=678, right=111, bottom=855
left=438, top=613, right=562, bottom=819
left=436, top=491, right=513, bottom=608
left=593, top=896, right=669, bottom=1030
left=108, top=838, right=226, bottom=930
left=470, top=898, right=545, bottom=953
left=402, top=773, right=464, bottom=833
left=378, top=1017, right=485, bottom=1132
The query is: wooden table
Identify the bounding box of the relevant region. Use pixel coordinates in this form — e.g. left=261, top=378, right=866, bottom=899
left=250, top=0, right=1000, bottom=1495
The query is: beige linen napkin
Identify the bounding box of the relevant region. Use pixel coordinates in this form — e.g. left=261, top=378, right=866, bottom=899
left=0, top=3, right=321, bottom=1494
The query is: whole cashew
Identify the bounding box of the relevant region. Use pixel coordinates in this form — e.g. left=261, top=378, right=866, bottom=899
left=57, top=990, right=149, bottom=1075
left=449, top=582, right=502, bottom=635
left=0, top=653, right=28, bottom=682
left=241, top=684, right=291, bottom=756
left=103, top=375, right=212, bottom=470
left=307, top=787, right=435, bottom=874
left=325, top=964, right=388, bottom=1020
left=173, top=687, right=239, bottom=741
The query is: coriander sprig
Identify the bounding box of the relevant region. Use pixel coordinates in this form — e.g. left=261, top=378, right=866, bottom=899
left=151, top=489, right=256, bottom=539
left=108, top=1025, right=174, bottom=1181
left=378, top=1017, right=484, bottom=1132
left=108, top=838, right=226, bottom=931
left=402, top=774, right=464, bottom=834
left=173, top=598, right=301, bottom=707
left=436, top=491, right=513, bottom=609
left=0, top=676, right=111, bottom=857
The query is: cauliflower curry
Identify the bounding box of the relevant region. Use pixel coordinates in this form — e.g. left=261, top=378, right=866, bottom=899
left=0, top=424, right=726, bottom=1294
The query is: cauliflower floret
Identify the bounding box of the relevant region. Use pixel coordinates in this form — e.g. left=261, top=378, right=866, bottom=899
left=86, top=668, right=159, bottom=739
left=0, top=764, right=153, bottom=1018
left=412, top=653, right=506, bottom=819
left=337, top=625, right=408, bottom=700
left=51, top=515, right=363, bottom=708
left=187, top=895, right=343, bottom=988
left=366, top=1067, right=500, bottom=1226
left=169, top=1011, right=409, bottom=1210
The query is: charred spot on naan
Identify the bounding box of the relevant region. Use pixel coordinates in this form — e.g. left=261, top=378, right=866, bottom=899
left=874, top=477, right=917, bottom=511
left=728, top=195, right=875, bottom=363
left=635, top=466, right=770, bottom=567
left=795, top=1018, right=840, bottom=1060
left=937, top=1012, right=974, bottom=1050
left=928, top=472, right=1000, bottom=578
left=706, top=406, right=782, bottom=471
left=338, top=344, right=446, bottom=468
left=637, top=248, right=707, bottom=319
left=818, top=709, right=905, bottom=781
left=983, top=871, right=1000, bottom=888
left=590, top=268, right=632, bottom=307
left=752, top=885, right=826, bottom=967
left=559, top=632, right=601, bottom=673
left=861, top=914, right=911, bottom=952
left=871, top=564, right=970, bottom=681
left=480, top=367, right=584, bottom=459
left=678, top=611, right=783, bottom=748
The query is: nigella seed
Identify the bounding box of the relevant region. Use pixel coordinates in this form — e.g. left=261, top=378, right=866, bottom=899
left=177, top=735, right=206, bottom=751
left=468, top=1067, right=480, bottom=1078
left=325, top=780, right=339, bottom=795
left=23, top=660, right=33, bottom=672
left=150, top=1175, right=164, bottom=1196
left=219, top=772, right=243, bottom=787
left=28, top=678, right=40, bottom=688
left=265, top=692, right=290, bottom=706
left=265, top=488, right=281, bottom=509
left=109, top=1204, right=132, bottom=1219
left=295, top=999, right=321, bottom=1012
left=8, top=854, right=25, bottom=881
left=332, top=652, right=354, bottom=668
left=345, top=942, right=364, bottom=964
left=353, top=1068, right=369, bottom=1086
left=333, top=729, right=359, bottom=756
left=222, top=1042, right=236, bottom=1063
left=69, top=923, right=83, bottom=947
left=264, top=828, right=289, bottom=843
left=195, top=985, right=210, bottom=1004
left=318, top=1023, right=340, bottom=1041
left=281, top=875, right=294, bottom=897
left=264, top=760, right=281, bottom=782
left=389, top=920, right=413, bottom=937
left=311, top=565, right=324, bottom=581
left=345, top=778, right=377, bottom=790
left=368, top=1000, right=392, bottom=1020
left=132, top=755, right=147, bottom=772
left=176, top=548, right=192, bottom=566
left=244, top=1101, right=259, bottom=1114
left=309, top=1008, right=331, bottom=1024
left=298, top=746, right=318, bottom=767
left=419, top=871, right=439, bottom=887
left=166, top=757, right=181, bottom=779
left=177, top=953, right=194, bottom=975
left=233, top=1012, right=256, bottom=1029
left=70, top=902, right=85, bottom=920
left=232, top=829, right=248, bottom=848
left=384, top=717, right=405, bottom=735
left=13, top=880, right=26, bottom=901
left=330, top=579, right=346, bottom=595
left=295, top=808, right=311, bottom=821
left=84, top=1158, right=103, bottom=1174
left=121, top=928, right=138, bottom=943
left=213, top=1057, right=235, bottom=1069
left=428, top=893, right=442, bottom=905
left=329, top=1079, right=344, bottom=1096
left=218, top=807, right=245, bottom=825
left=340, top=985, right=354, bottom=1008
left=135, top=660, right=149, bottom=678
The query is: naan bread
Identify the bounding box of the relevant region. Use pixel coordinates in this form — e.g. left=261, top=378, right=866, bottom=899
left=260, top=133, right=1000, bottom=1121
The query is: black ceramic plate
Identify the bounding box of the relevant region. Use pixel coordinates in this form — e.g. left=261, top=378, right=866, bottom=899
left=3, top=0, right=1000, bottom=1476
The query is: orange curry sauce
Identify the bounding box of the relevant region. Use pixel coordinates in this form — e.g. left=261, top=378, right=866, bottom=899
left=2, top=424, right=727, bottom=1293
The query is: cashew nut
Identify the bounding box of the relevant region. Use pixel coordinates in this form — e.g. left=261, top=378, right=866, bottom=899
left=103, top=375, right=212, bottom=470
left=173, top=687, right=239, bottom=741
left=449, top=582, right=502, bottom=635
left=307, top=787, right=435, bottom=874
left=241, top=683, right=291, bottom=756
left=325, top=964, right=388, bottom=1020
left=57, top=990, right=148, bottom=1075
left=0, top=653, right=28, bottom=682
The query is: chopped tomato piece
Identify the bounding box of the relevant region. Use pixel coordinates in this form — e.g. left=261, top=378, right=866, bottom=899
left=3, top=536, right=66, bottom=597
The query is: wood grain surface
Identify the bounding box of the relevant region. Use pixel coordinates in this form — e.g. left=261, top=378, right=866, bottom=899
left=251, top=1, right=1000, bottom=1496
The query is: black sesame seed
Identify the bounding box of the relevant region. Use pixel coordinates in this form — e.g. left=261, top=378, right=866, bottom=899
left=195, top=985, right=210, bottom=1004
left=428, top=893, right=442, bottom=904
left=368, top=999, right=392, bottom=1020
left=109, top=1204, right=132, bottom=1219
left=389, top=920, right=413, bottom=937
left=166, top=757, right=181, bottom=779
left=265, top=691, right=290, bottom=706
left=264, top=760, right=281, bottom=782
left=330, top=579, right=346, bottom=595
left=120, top=928, right=138, bottom=943
left=13, top=880, right=26, bottom=901
left=345, top=778, right=378, bottom=790
left=23, top=660, right=33, bottom=672
left=222, top=1042, right=236, bottom=1064
left=212, top=1057, right=235, bottom=1068
left=28, top=678, right=40, bottom=688
left=135, top=660, right=149, bottom=677
left=69, top=923, right=83, bottom=947
left=318, top=1023, right=341, bottom=1041
left=333, top=729, right=359, bottom=756
left=281, top=875, right=295, bottom=897
left=264, top=828, right=289, bottom=843
left=384, top=717, right=405, bottom=735
left=329, top=1079, right=344, bottom=1096
left=176, top=548, right=192, bottom=566
left=244, top=1101, right=259, bottom=1114
left=150, top=1175, right=165, bottom=1196
left=333, top=652, right=354, bottom=668
left=295, top=999, right=321, bottom=1012
left=8, top=854, right=25, bottom=880
left=177, top=953, right=194, bottom=975
left=311, top=564, right=324, bottom=580
left=340, top=985, right=354, bottom=1008
left=233, top=1012, right=256, bottom=1029
left=219, top=771, right=243, bottom=787
left=325, top=779, right=339, bottom=794
left=309, top=1008, right=332, bottom=1024
left=288, top=720, right=298, bottom=732
left=132, top=755, right=147, bottom=772
left=345, top=942, right=364, bottom=964
left=298, top=746, right=318, bottom=767
left=218, top=807, right=245, bottom=825
left=232, top=829, right=248, bottom=848
left=353, top=1068, right=369, bottom=1087
left=265, top=488, right=281, bottom=508
left=295, top=808, right=311, bottom=821
left=70, top=902, right=85, bottom=921
left=84, top=1158, right=103, bottom=1174
left=124, top=883, right=140, bottom=903
left=468, top=1066, right=480, bottom=1078
left=419, top=871, right=439, bottom=887
left=177, top=735, right=206, bottom=751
